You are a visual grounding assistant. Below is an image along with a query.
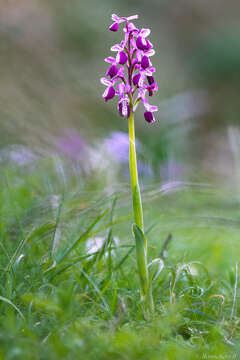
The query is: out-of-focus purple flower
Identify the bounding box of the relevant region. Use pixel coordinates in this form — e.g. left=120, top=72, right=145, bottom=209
left=160, top=159, right=184, bottom=182
left=103, top=131, right=153, bottom=178
left=101, top=14, right=158, bottom=123
left=104, top=131, right=131, bottom=163
left=57, top=130, right=86, bottom=161
left=138, top=161, right=153, bottom=177
left=2, top=145, right=39, bottom=166
left=159, top=90, right=209, bottom=123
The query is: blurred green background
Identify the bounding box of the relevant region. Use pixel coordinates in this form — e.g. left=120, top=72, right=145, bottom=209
left=0, top=0, right=240, bottom=184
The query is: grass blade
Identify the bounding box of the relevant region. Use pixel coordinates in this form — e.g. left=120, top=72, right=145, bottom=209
left=58, top=208, right=110, bottom=263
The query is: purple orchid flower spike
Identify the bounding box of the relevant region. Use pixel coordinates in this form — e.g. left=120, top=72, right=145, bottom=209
left=101, top=14, right=158, bottom=123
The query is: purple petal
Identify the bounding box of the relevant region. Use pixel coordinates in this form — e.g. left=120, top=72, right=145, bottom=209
left=118, top=100, right=130, bottom=117
left=144, top=40, right=153, bottom=51
left=136, top=36, right=152, bottom=51
left=106, top=65, right=118, bottom=78
left=117, top=83, right=125, bottom=97
left=134, top=63, right=141, bottom=70
left=138, top=73, right=145, bottom=87
left=147, top=76, right=155, bottom=85
left=117, top=66, right=125, bottom=78
left=130, top=37, right=137, bottom=49
left=125, top=83, right=132, bottom=93
left=149, top=67, right=156, bottom=73
left=143, top=68, right=154, bottom=76
left=103, top=86, right=115, bottom=102
left=141, top=55, right=150, bottom=69
left=133, top=73, right=141, bottom=86
left=139, top=88, right=147, bottom=101
left=144, top=111, right=155, bottom=123
left=105, top=57, right=116, bottom=64
left=100, top=77, right=112, bottom=86
left=112, top=14, right=121, bottom=22
left=145, top=49, right=155, bottom=56
left=109, top=22, right=119, bottom=32
left=126, top=15, right=138, bottom=21
left=116, top=51, right=128, bottom=65
left=140, top=89, right=158, bottom=112
left=135, top=50, right=142, bottom=63
left=136, top=36, right=147, bottom=50
left=148, top=82, right=158, bottom=96
left=111, top=14, right=134, bottom=25
left=146, top=40, right=153, bottom=51
left=111, top=44, right=123, bottom=51
left=123, top=22, right=137, bottom=32
left=149, top=105, right=158, bottom=112
left=139, top=28, right=151, bottom=37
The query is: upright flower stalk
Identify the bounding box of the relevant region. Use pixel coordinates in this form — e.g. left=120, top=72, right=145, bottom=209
left=101, top=14, right=158, bottom=313
left=128, top=104, right=143, bottom=231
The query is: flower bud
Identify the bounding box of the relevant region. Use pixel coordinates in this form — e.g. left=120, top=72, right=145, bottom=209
left=109, top=22, right=118, bottom=32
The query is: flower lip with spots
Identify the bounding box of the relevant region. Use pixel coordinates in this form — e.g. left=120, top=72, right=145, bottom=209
left=101, top=14, right=158, bottom=123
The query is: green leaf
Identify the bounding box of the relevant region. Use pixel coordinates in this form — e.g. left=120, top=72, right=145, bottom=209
left=0, top=295, right=25, bottom=320
left=148, top=258, right=164, bottom=283
left=132, top=185, right=144, bottom=232
left=114, top=246, right=135, bottom=271
left=132, top=224, right=148, bottom=295
left=6, top=221, right=56, bottom=272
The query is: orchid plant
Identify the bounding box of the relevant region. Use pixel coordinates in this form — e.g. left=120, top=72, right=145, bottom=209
left=101, top=14, right=158, bottom=313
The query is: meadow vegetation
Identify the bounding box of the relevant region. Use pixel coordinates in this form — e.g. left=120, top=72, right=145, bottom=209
left=0, top=156, right=240, bottom=359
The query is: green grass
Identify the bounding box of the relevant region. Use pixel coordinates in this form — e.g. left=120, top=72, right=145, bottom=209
left=0, top=157, right=240, bottom=359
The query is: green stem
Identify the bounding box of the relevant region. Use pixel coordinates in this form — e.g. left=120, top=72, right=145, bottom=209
left=128, top=109, right=144, bottom=233
left=128, top=107, right=154, bottom=314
